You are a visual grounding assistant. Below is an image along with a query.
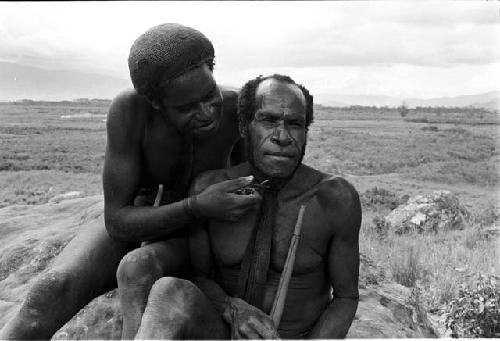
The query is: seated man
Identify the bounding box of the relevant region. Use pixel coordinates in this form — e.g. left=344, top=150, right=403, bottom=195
left=0, top=24, right=260, bottom=340
left=135, top=74, right=361, bottom=339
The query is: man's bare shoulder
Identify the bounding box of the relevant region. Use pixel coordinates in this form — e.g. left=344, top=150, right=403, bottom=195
left=219, top=85, right=240, bottom=100
left=106, top=89, right=155, bottom=148
left=316, top=176, right=359, bottom=206
left=313, top=172, right=361, bottom=236
left=107, top=89, right=154, bottom=127
left=220, top=85, right=239, bottom=115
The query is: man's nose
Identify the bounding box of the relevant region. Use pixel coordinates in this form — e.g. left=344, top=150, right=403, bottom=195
left=196, top=102, right=213, bottom=120
left=270, top=123, right=292, bottom=146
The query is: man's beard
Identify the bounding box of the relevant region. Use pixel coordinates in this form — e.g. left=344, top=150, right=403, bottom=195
left=245, top=133, right=306, bottom=189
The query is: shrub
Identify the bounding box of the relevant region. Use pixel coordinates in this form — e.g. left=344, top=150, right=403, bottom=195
left=421, top=126, right=439, bottom=132
left=398, top=103, right=409, bottom=117
left=372, top=215, right=390, bottom=239
left=360, top=187, right=408, bottom=211
left=472, top=201, right=498, bottom=227
left=445, top=274, right=500, bottom=338
left=463, top=228, right=482, bottom=250
left=406, top=118, right=428, bottom=123
left=391, top=244, right=425, bottom=287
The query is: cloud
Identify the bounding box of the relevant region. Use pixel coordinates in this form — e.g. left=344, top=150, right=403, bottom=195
left=214, top=3, right=500, bottom=70
left=380, top=2, right=499, bottom=27
left=216, top=62, right=500, bottom=99
left=0, top=1, right=498, bottom=97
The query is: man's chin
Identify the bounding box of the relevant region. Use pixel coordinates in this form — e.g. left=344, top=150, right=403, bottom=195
left=190, top=120, right=219, bottom=138
left=256, top=165, right=296, bottom=180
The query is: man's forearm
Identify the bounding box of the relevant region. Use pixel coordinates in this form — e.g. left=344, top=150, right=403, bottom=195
left=105, top=199, right=197, bottom=243
left=309, top=297, right=358, bottom=339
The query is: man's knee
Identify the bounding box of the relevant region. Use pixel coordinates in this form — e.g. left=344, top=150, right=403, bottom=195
left=117, top=248, right=163, bottom=287
left=149, top=277, right=201, bottom=300
left=148, top=277, right=205, bottom=316
left=138, top=278, right=227, bottom=339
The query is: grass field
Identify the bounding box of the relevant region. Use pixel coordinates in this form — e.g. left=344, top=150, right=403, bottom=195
left=0, top=102, right=107, bottom=206
left=1, top=101, right=499, bottom=323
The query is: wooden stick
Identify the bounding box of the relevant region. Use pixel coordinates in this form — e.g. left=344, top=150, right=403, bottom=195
left=269, top=205, right=306, bottom=328
left=153, top=184, right=164, bottom=207
left=141, top=184, right=164, bottom=247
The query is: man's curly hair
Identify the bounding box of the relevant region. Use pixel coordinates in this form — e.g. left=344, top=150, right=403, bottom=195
left=237, top=74, right=313, bottom=136
left=128, top=23, right=215, bottom=102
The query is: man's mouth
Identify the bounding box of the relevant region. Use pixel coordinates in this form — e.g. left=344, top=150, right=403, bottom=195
left=194, top=120, right=216, bottom=132
left=264, top=151, right=296, bottom=159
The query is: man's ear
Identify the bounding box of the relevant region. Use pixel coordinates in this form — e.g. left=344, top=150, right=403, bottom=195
left=240, top=125, right=248, bottom=138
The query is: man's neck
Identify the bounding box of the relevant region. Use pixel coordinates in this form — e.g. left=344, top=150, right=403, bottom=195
left=249, top=163, right=300, bottom=192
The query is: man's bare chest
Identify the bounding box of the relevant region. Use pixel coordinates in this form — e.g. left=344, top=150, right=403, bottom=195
left=208, top=195, right=332, bottom=275
left=140, top=117, right=236, bottom=186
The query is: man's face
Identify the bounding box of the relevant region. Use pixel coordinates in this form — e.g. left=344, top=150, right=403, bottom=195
left=155, top=64, right=223, bottom=138
left=247, top=79, right=307, bottom=179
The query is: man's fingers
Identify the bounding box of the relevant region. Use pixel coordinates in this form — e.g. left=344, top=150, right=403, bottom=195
left=263, top=327, right=280, bottom=340
left=220, top=176, right=254, bottom=192
left=231, top=193, right=262, bottom=206
left=248, top=316, right=278, bottom=339
left=231, top=325, right=242, bottom=340
left=260, top=325, right=279, bottom=339
left=239, top=324, right=261, bottom=340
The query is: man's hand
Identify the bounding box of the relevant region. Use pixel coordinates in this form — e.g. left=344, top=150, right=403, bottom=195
left=222, top=297, right=279, bottom=339
left=196, top=177, right=262, bottom=221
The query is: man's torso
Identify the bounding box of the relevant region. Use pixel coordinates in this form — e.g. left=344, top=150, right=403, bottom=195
left=199, top=163, right=340, bottom=337
left=114, top=87, right=241, bottom=205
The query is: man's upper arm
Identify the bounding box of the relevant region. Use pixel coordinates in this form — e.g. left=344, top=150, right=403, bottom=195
left=229, top=137, right=247, bottom=166
left=220, top=86, right=246, bottom=166
left=321, top=178, right=362, bottom=299
left=103, top=92, right=145, bottom=219
left=188, top=174, right=217, bottom=278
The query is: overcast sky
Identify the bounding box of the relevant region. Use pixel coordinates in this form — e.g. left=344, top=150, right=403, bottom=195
left=0, top=1, right=499, bottom=98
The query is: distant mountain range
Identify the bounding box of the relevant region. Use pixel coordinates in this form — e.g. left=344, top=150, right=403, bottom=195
left=1, top=62, right=498, bottom=111
left=0, top=62, right=131, bottom=101
left=315, top=91, right=500, bottom=111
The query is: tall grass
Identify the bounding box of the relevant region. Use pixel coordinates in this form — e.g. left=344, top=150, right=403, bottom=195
left=360, top=218, right=500, bottom=309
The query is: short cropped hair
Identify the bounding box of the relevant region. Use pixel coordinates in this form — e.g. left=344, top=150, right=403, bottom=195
left=128, top=23, right=215, bottom=102
left=237, top=74, right=314, bottom=135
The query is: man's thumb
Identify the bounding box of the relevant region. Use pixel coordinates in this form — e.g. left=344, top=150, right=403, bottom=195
left=223, top=176, right=254, bottom=191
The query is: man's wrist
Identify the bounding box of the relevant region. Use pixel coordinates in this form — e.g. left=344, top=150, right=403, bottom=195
left=220, top=296, right=234, bottom=323
left=183, top=195, right=202, bottom=218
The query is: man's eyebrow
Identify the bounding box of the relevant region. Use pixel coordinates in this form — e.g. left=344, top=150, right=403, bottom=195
left=256, top=109, right=304, bottom=118
left=255, top=109, right=282, bottom=116
left=175, top=84, right=217, bottom=107
left=202, top=84, right=217, bottom=98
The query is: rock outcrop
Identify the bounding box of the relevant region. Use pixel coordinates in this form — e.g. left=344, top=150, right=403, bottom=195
left=385, top=190, right=470, bottom=234
left=0, top=196, right=438, bottom=339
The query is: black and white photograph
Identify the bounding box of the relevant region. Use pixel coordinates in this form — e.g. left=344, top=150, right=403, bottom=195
left=0, top=1, right=498, bottom=339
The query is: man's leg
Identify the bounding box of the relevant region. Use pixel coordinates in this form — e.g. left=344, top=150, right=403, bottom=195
left=0, top=217, right=136, bottom=340
left=135, top=277, right=229, bottom=340
left=117, top=237, right=189, bottom=339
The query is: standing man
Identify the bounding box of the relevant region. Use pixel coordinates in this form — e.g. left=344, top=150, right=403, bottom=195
left=0, top=23, right=260, bottom=340
left=134, top=74, right=362, bottom=339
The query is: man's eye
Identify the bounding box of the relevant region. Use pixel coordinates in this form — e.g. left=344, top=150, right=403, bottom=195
left=202, top=91, right=216, bottom=102
left=176, top=103, right=196, bottom=112
left=202, top=88, right=221, bottom=104
left=263, top=117, right=278, bottom=123
left=289, top=120, right=304, bottom=127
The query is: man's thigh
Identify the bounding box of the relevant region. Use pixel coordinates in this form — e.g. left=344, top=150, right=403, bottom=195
left=140, top=237, right=189, bottom=277
left=52, top=216, right=138, bottom=291
left=137, top=277, right=230, bottom=339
